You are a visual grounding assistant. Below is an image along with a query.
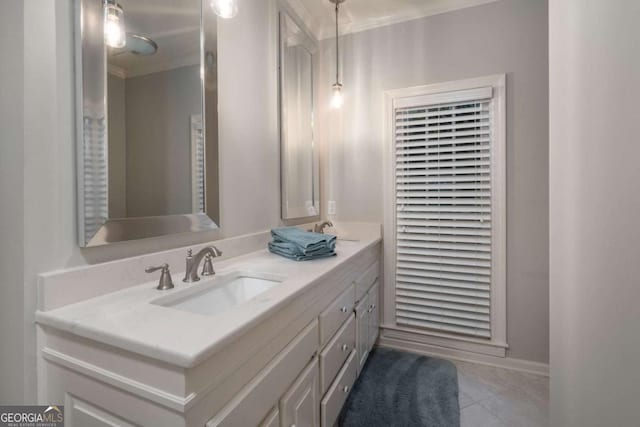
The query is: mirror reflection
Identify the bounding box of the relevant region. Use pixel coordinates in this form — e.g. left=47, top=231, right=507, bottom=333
left=77, top=0, right=219, bottom=246
left=279, top=12, right=319, bottom=220
left=106, top=0, right=212, bottom=218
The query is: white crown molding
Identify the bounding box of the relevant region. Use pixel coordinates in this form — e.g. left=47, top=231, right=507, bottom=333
left=281, top=0, right=322, bottom=40
left=292, top=0, right=501, bottom=40
left=107, top=64, right=127, bottom=79
left=108, top=53, right=201, bottom=79
left=126, top=54, right=200, bottom=78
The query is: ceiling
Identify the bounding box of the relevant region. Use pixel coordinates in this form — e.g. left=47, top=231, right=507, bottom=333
left=108, top=0, right=213, bottom=78
left=292, top=0, right=500, bottom=39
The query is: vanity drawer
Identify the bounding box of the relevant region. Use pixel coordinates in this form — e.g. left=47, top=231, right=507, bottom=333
left=207, top=320, right=318, bottom=427
left=320, top=349, right=358, bottom=427
left=319, top=283, right=355, bottom=345
left=355, top=261, right=379, bottom=303
left=319, top=313, right=356, bottom=395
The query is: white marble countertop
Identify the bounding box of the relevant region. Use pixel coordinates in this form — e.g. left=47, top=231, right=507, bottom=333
left=36, top=234, right=380, bottom=368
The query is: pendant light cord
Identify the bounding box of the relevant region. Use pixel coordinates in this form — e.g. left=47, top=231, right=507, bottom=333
left=335, top=1, right=340, bottom=85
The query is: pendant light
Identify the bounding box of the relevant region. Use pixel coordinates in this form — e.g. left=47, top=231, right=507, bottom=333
left=329, top=0, right=345, bottom=109
left=104, top=0, right=126, bottom=49
left=211, top=0, right=239, bottom=19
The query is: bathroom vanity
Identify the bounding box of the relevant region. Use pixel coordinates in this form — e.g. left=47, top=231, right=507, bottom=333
left=36, top=228, right=381, bottom=427
left=44, top=2, right=369, bottom=423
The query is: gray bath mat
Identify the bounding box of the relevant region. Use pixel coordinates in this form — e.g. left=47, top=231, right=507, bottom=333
left=339, top=347, right=460, bottom=427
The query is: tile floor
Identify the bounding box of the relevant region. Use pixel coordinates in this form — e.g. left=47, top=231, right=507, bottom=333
left=455, top=360, right=549, bottom=427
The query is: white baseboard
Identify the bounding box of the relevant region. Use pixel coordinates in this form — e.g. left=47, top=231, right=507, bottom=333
left=378, top=335, right=549, bottom=377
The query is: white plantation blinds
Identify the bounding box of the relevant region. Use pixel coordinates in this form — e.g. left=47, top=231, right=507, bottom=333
left=394, top=87, right=495, bottom=339
left=82, top=114, right=108, bottom=243
left=191, top=115, right=206, bottom=213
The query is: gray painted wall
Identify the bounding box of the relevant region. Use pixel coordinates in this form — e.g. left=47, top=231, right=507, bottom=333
left=125, top=65, right=201, bottom=217
left=0, top=0, right=25, bottom=405
left=107, top=73, right=127, bottom=218
left=550, top=0, right=640, bottom=425
left=108, top=67, right=221, bottom=221
left=317, top=0, right=549, bottom=363
left=1, top=0, right=280, bottom=403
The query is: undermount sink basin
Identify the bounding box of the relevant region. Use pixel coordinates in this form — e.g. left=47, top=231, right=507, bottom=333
left=152, top=272, right=284, bottom=316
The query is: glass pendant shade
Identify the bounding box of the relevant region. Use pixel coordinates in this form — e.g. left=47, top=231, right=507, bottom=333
left=331, top=84, right=343, bottom=109
left=330, top=0, right=345, bottom=109
left=211, top=0, right=239, bottom=19
left=104, top=1, right=125, bottom=48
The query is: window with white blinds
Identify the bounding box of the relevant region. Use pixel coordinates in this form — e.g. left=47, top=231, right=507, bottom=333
left=392, top=82, right=505, bottom=342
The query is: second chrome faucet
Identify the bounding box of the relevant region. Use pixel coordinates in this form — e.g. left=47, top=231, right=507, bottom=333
left=183, top=246, right=223, bottom=283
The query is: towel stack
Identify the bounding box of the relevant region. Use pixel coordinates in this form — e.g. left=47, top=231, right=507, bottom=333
left=268, top=227, right=337, bottom=261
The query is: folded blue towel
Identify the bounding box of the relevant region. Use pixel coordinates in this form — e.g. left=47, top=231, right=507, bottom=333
left=268, top=227, right=337, bottom=261
left=271, top=227, right=336, bottom=255
left=268, top=240, right=330, bottom=255
left=269, top=242, right=336, bottom=261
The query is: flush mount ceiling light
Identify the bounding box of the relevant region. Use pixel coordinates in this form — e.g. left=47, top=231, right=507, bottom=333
left=329, top=0, right=345, bottom=109
left=211, top=0, right=239, bottom=19
left=124, top=34, right=158, bottom=55
left=104, top=0, right=126, bottom=49
left=109, top=33, right=158, bottom=57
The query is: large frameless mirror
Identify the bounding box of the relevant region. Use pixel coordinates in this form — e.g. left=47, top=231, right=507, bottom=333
left=279, top=10, right=319, bottom=220
left=76, top=0, right=219, bottom=246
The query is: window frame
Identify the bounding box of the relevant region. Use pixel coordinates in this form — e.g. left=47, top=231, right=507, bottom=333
left=382, top=74, right=507, bottom=356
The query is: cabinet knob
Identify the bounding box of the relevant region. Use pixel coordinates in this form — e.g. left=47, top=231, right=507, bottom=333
left=343, top=385, right=350, bottom=393
left=341, top=344, right=349, bottom=352
left=340, top=306, right=348, bottom=313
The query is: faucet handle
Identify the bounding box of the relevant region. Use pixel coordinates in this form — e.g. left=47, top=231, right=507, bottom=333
left=314, top=221, right=334, bottom=234
left=201, top=253, right=215, bottom=276
left=146, top=264, right=175, bottom=291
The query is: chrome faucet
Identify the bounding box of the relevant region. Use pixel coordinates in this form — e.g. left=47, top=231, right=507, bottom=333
left=145, top=264, right=175, bottom=290
left=314, top=221, right=334, bottom=234
left=183, top=246, right=223, bottom=283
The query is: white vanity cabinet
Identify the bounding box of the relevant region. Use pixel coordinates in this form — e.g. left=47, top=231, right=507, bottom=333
left=367, top=282, right=380, bottom=349
left=207, top=321, right=319, bottom=427
left=280, top=359, right=320, bottom=427
left=260, top=408, right=280, bottom=427
left=37, top=239, right=381, bottom=427
left=356, top=296, right=370, bottom=372
left=355, top=266, right=381, bottom=374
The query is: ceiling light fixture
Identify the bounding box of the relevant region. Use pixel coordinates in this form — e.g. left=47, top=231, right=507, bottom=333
left=329, top=0, right=345, bottom=109
left=104, top=0, right=126, bottom=49
left=212, top=0, right=239, bottom=19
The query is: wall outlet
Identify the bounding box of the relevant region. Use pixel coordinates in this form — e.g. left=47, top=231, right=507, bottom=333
left=328, top=200, right=336, bottom=215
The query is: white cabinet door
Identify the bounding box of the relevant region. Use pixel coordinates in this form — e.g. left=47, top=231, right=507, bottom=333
left=67, top=396, right=137, bottom=427
left=355, top=296, right=369, bottom=375
left=208, top=321, right=318, bottom=427
left=368, top=282, right=380, bottom=352
left=280, top=359, right=320, bottom=427
left=260, top=407, right=279, bottom=427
